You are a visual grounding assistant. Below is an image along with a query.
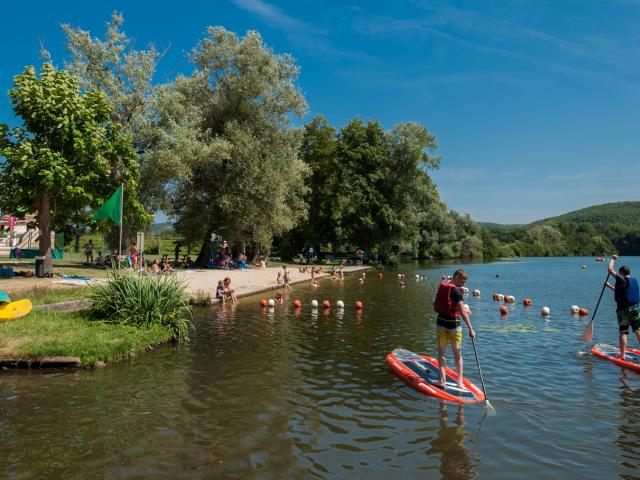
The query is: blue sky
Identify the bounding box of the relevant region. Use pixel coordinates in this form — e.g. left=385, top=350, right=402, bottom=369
left=2, top=0, right=640, bottom=224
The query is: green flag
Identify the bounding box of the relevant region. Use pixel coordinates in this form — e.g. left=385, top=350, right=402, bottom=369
left=93, top=187, right=122, bottom=223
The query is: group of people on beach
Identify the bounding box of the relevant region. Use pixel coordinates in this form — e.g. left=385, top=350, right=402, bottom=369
left=83, top=239, right=194, bottom=272
left=211, top=241, right=250, bottom=270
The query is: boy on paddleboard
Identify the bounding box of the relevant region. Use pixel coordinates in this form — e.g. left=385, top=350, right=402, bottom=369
left=605, top=255, right=640, bottom=360
left=433, top=269, right=476, bottom=389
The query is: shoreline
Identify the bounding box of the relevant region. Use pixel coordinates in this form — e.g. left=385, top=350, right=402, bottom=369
left=0, top=265, right=372, bottom=369
left=181, top=265, right=371, bottom=303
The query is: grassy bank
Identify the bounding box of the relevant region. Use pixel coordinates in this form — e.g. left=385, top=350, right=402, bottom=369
left=10, top=286, right=95, bottom=306
left=0, top=309, right=173, bottom=367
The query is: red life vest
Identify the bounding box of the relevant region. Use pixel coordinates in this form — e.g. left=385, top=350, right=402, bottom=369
left=434, top=282, right=460, bottom=317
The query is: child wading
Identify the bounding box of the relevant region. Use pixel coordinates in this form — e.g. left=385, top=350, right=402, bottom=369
left=433, top=269, right=476, bottom=388
left=605, top=255, right=640, bottom=360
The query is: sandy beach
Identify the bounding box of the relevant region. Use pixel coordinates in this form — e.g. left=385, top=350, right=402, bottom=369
left=181, top=265, right=370, bottom=301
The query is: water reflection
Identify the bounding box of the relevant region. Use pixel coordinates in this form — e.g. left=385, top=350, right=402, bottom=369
left=428, top=402, right=478, bottom=480
left=617, top=372, right=640, bottom=480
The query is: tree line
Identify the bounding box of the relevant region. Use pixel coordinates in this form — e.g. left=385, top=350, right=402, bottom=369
left=1, top=13, right=500, bottom=268
left=5, top=13, right=631, bottom=269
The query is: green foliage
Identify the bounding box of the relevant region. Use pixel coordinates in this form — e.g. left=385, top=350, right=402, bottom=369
left=61, top=12, right=158, bottom=239
left=141, top=27, right=309, bottom=263
left=90, top=270, right=192, bottom=342
left=0, top=63, right=143, bottom=269
left=485, top=202, right=639, bottom=257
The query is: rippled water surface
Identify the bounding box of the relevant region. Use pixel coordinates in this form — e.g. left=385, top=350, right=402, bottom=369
left=2, top=257, right=640, bottom=479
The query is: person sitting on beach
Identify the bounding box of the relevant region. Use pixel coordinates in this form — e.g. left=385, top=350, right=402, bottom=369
left=223, top=277, right=238, bottom=303
left=149, top=259, right=160, bottom=274
left=277, top=271, right=282, bottom=284
left=215, top=280, right=226, bottom=305
left=96, top=251, right=105, bottom=267
left=185, top=256, right=194, bottom=268
left=161, top=258, right=173, bottom=274
left=259, top=256, right=266, bottom=269
left=235, top=252, right=247, bottom=270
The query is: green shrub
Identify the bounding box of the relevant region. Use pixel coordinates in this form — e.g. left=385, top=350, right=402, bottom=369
left=90, top=270, right=192, bottom=342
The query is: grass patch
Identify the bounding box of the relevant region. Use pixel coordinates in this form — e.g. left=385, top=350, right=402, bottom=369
left=0, top=308, right=173, bottom=366
left=9, top=286, right=96, bottom=305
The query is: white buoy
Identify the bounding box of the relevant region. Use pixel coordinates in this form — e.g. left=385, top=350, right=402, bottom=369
left=570, top=305, right=579, bottom=314
left=416, top=274, right=420, bottom=279
left=268, top=298, right=275, bottom=307
left=506, top=295, right=516, bottom=304
left=336, top=300, right=345, bottom=308
left=461, top=287, right=469, bottom=294
left=498, top=294, right=505, bottom=301
left=311, top=299, right=318, bottom=308
left=542, top=306, right=550, bottom=316
left=472, top=289, right=481, bottom=297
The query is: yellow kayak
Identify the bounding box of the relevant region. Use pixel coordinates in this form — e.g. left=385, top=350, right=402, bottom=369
left=0, top=299, right=33, bottom=321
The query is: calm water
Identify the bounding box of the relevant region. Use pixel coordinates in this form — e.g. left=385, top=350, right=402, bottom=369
left=1, top=257, right=640, bottom=479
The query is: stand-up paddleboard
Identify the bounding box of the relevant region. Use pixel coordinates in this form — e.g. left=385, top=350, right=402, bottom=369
left=592, top=343, right=640, bottom=373
left=386, top=348, right=485, bottom=403
left=0, top=299, right=32, bottom=321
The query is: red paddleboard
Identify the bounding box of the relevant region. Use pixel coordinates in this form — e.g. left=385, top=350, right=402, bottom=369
left=592, top=344, right=640, bottom=373
left=386, top=348, right=485, bottom=404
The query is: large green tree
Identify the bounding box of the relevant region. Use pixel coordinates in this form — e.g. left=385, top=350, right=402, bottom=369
left=59, top=12, right=158, bottom=241
left=0, top=64, right=139, bottom=271
left=144, top=27, right=309, bottom=264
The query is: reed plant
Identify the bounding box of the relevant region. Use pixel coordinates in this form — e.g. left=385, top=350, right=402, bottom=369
left=90, top=270, right=192, bottom=342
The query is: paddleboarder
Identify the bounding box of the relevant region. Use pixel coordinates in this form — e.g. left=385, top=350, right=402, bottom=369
left=433, top=269, right=476, bottom=389
left=605, top=255, right=640, bottom=360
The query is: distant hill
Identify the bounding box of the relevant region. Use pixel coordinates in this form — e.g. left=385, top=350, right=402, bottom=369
left=483, top=201, right=640, bottom=256
left=479, top=222, right=523, bottom=230
left=481, top=202, right=640, bottom=230
left=537, top=201, right=640, bottom=227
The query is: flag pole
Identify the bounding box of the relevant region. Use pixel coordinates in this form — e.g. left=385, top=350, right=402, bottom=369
left=118, top=183, right=124, bottom=269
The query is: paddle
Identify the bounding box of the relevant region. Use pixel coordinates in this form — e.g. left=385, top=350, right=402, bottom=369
left=471, top=336, right=496, bottom=416
left=580, top=271, right=611, bottom=343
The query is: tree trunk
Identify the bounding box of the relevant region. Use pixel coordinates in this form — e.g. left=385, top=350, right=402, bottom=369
left=249, top=242, right=260, bottom=264
left=74, top=233, right=81, bottom=253
left=38, top=196, right=53, bottom=273
left=194, top=233, right=212, bottom=267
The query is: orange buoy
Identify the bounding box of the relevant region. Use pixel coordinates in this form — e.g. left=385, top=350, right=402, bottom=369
left=323, top=300, right=331, bottom=308
left=293, top=299, right=302, bottom=308
left=500, top=305, right=509, bottom=315
left=578, top=307, right=589, bottom=316
left=492, top=293, right=500, bottom=301
left=355, top=300, right=363, bottom=310
left=259, top=299, right=268, bottom=307
left=523, top=298, right=532, bottom=307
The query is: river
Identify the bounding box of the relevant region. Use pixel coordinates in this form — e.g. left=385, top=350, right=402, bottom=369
left=1, top=257, right=639, bottom=479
